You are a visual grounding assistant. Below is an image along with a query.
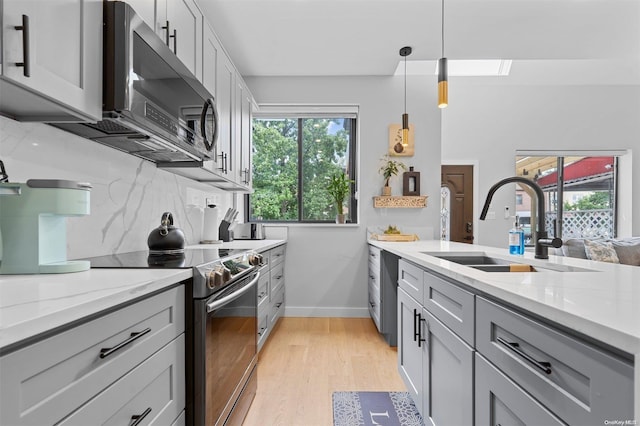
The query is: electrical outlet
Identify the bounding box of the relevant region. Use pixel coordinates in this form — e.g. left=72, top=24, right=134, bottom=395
left=504, top=206, right=510, bottom=219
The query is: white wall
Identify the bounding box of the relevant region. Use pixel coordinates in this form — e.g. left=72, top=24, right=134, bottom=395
left=246, top=76, right=442, bottom=317
left=442, top=84, right=640, bottom=248
left=0, top=116, right=233, bottom=259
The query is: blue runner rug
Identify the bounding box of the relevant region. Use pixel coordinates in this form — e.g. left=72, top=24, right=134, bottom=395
left=332, top=392, right=424, bottom=426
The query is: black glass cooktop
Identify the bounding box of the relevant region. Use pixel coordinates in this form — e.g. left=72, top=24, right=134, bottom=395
left=82, top=248, right=246, bottom=269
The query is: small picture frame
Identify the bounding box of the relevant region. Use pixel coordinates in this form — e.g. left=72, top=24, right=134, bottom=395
left=388, top=124, right=415, bottom=157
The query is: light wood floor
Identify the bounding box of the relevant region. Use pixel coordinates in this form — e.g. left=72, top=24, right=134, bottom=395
left=242, top=317, right=406, bottom=426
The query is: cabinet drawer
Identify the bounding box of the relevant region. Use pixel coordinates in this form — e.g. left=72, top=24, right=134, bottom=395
left=270, top=244, right=286, bottom=266
left=257, top=311, right=269, bottom=351
left=0, top=286, right=184, bottom=425
left=59, top=334, right=185, bottom=426
left=368, top=280, right=381, bottom=331
left=368, top=245, right=381, bottom=269
left=423, top=270, right=474, bottom=346
left=398, top=259, right=423, bottom=303
left=475, top=353, right=564, bottom=426
left=368, top=263, right=380, bottom=294
left=257, top=271, right=270, bottom=309
left=476, top=297, right=634, bottom=425
left=270, top=286, right=285, bottom=327
left=270, top=262, right=285, bottom=298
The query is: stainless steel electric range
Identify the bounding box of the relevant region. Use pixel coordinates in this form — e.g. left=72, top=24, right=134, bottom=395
left=85, top=248, right=263, bottom=426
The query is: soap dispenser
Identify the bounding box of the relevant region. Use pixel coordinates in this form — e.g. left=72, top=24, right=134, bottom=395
left=509, top=216, right=525, bottom=255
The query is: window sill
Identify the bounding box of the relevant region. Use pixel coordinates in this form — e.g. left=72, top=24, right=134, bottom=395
left=262, top=223, right=360, bottom=228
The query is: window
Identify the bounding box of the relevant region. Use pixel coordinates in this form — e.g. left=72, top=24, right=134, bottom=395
left=248, top=110, right=357, bottom=223
left=515, top=194, right=523, bottom=205
left=515, top=155, right=618, bottom=243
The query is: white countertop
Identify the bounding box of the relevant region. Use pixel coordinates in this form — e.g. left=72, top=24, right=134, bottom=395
left=369, top=240, right=640, bottom=356
left=0, top=240, right=286, bottom=354
left=0, top=268, right=191, bottom=353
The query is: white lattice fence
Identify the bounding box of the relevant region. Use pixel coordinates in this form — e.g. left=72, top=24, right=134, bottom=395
left=545, top=209, right=614, bottom=238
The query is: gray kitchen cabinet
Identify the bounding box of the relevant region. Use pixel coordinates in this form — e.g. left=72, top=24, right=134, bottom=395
left=237, top=77, right=254, bottom=188
left=127, top=0, right=202, bottom=79
left=398, top=284, right=474, bottom=425
left=475, top=353, right=565, bottom=426
left=397, top=287, right=425, bottom=415
left=476, top=296, right=634, bottom=425
left=257, top=244, right=287, bottom=351
left=422, top=309, right=474, bottom=426
left=58, top=335, right=185, bottom=426
left=216, top=49, right=236, bottom=178
left=368, top=245, right=398, bottom=345
left=398, top=258, right=424, bottom=304
left=423, top=269, right=475, bottom=346
left=0, top=286, right=185, bottom=425
left=165, top=0, right=202, bottom=80
left=396, top=253, right=635, bottom=426
left=0, top=0, right=102, bottom=121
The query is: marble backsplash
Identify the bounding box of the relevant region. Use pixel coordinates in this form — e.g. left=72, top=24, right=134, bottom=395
left=0, top=116, right=234, bottom=259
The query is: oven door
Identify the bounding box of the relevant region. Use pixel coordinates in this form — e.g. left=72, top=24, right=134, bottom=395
left=192, top=271, right=258, bottom=426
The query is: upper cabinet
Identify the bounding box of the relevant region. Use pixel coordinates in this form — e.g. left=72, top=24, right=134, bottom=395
left=237, top=78, right=254, bottom=188
left=0, top=0, right=102, bottom=121
left=126, top=0, right=202, bottom=79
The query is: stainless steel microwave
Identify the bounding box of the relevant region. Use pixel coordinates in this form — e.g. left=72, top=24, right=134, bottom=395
left=53, top=1, right=218, bottom=163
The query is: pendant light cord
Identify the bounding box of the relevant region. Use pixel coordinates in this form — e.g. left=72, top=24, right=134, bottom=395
left=441, top=0, right=445, bottom=57
left=404, top=55, right=407, bottom=113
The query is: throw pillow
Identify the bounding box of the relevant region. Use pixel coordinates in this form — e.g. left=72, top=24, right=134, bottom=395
left=611, top=241, right=640, bottom=266
left=583, top=240, right=620, bottom=264
left=561, top=239, right=589, bottom=259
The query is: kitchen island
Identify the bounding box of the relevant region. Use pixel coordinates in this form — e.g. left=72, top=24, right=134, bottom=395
left=369, top=239, right=639, bottom=424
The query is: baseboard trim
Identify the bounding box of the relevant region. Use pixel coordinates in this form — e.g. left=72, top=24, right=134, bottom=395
left=283, top=306, right=369, bottom=318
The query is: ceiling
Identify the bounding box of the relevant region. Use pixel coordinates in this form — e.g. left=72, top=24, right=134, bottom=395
left=199, top=0, right=640, bottom=83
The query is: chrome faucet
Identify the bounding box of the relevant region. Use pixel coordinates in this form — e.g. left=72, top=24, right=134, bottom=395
left=480, top=176, right=562, bottom=259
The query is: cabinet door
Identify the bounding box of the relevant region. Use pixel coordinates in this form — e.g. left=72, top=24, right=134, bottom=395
left=123, top=0, right=157, bottom=29
left=475, top=353, right=565, bottom=426
left=239, top=81, right=253, bottom=187
left=216, top=52, right=235, bottom=176
left=166, top=0, right=202, bottom=79
left=397, top=288, right=425, bottom=416
left=1, top=0, right=102, bottom=121
left=202, top=22, right=223, bottom=170
left=423, top=309, right=474, bottom=426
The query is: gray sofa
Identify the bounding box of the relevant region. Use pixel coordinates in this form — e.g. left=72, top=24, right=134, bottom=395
left=552, top=237, right=640, bottom=266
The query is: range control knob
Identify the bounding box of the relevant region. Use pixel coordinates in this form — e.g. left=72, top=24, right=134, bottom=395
left=248, top=253, right=263, bottom=266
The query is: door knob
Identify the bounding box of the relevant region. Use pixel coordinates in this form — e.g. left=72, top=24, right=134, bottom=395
left=465, top=222, right=473, bottom=233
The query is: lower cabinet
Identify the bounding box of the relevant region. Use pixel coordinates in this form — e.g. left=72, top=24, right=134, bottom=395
left=475, top=353, right=564, bottom=426
left=398, top=288, right=425, bottom=415
left=0, top=285, right=186, bottom=425
left=422, top=310, right=474, bottom=426
left=368, top=245, right=399, bottom=346
left=397, top=258, right=635, bottom=426
left=398, top=286, right=473, bottom=425
left=257, top=244, right=286, bottom=351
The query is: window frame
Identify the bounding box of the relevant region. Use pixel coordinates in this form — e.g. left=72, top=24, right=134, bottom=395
left=246, top=108, right=358, bottom=224
left=515, top=151, right=622, bottom=243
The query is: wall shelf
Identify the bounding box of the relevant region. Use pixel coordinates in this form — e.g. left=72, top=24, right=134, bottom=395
left=373, top=196, right=428, bottom=208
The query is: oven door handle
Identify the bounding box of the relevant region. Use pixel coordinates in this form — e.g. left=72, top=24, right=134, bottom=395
left=206, top=272, right=260, bottom=312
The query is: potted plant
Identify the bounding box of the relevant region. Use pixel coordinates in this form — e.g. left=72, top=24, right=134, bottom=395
left=326, top=172, right=354, bottom=223
left=379, top=155, right=406, bottom=196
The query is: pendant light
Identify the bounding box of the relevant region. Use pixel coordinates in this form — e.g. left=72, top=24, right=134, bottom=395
left=400, top=46, right=412, bottom=148
left=438, top=0, right=448, bottom=108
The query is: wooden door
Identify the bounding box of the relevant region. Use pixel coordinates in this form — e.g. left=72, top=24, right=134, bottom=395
left=441, top=165, right=474, bottom=244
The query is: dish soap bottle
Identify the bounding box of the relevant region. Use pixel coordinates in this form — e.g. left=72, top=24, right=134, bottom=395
left=509, top=216, right=525, bottom=255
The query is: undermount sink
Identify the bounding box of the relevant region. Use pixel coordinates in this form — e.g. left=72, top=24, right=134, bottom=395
left=422, top=252, right=595, bottom=273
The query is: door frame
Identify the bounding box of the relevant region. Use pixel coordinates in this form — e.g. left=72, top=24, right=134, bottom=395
left=441, top=160, right=479, bottom=244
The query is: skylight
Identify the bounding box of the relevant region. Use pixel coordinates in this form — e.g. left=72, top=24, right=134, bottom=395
left=393, top=59, right=512, bottom=76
